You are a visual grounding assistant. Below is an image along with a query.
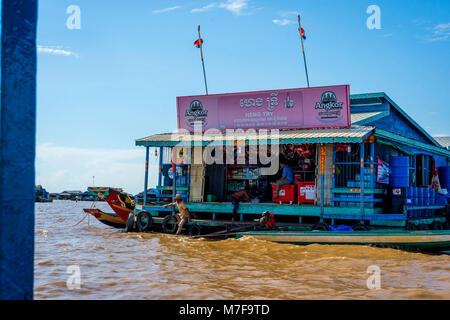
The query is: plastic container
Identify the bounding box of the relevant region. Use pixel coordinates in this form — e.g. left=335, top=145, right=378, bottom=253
left=406, top=187, right=414, bottom=206
left=414, top=188, right=419, bottom=206
left=297, top=181, right=315, bottom=204
left=417, top=188, right=424, bottom=206
left=389, top=187, right=407, bottom=214
left=272, top=184, right=297, bottom=204
left=429, top=188, right=435, bottom=205
left=389, top=156, right=410, bottom=187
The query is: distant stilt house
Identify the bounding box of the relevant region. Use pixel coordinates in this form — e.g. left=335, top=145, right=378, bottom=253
left=57, top=190, right=83, bottom=200
left=35, top=185, right=52, bottom=202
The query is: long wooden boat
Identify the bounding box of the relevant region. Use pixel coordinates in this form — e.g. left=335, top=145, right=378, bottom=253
left=236, top=230, right=450, bottom=252
left=83, top=208, right=125, bottom=229
left=86, top=187, right=135, bottom=222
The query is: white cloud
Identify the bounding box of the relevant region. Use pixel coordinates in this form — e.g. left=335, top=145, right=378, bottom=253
left=272, top=19, right=294, bottom=26
left=191, top=1, right=255, bottom=16
left=278, top=11, right=299, bottom=17
left=191, top=3, right=216, bottom=13
left=152, top=6, right=181, bottom=14
left=219, top=0, right=249, bottom=16
left=36, top=143, right=159, bottom=194
left=37, top=45, right=78, bottom=58
left=428, top=23, right=450, bottom=41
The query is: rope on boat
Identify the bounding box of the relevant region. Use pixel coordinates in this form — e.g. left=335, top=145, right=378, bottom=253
left=191, top=225, right=255, bottom=239
left=71, top=211, right=89, bottom=227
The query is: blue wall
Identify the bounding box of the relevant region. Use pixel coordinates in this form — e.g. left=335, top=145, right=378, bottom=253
left=368, top=107, right=431, bottom=144
left=0, top=0, right=38, bottom=300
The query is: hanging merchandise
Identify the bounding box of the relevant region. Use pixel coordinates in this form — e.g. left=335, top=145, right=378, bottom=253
left=431, top=158, right=442, bottom=193
left=377, top=157, right=389, bottom=184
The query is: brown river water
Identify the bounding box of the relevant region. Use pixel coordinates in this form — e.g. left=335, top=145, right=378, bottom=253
left=34, top=200, right=450, bottom=299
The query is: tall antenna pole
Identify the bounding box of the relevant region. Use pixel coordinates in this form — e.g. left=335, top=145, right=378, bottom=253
left=298, top=14, right=310, bottom=88
left=198, top=25, right=209, bottom=95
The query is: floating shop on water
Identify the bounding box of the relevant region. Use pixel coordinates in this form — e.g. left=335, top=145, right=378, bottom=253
left=127, top=85, right=449, bottom=238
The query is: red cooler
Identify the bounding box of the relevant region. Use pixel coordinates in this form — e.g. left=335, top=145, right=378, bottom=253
left=272, top=184, right=297, bottom=204
left=297, top=181, right=315, bottom=204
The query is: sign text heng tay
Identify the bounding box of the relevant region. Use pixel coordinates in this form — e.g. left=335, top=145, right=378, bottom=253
left=177, top=85, right=351, bottom=132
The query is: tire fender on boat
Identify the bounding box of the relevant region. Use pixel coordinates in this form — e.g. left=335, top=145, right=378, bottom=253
left=311, top=222, right=329, bottom=231
left=351, top=223, right=370, bottom=231
left=188, top=223, right=202, bottom=236
left=125, top=213, right=136, bottom=232
left=162, top=215, right=180, bottom=234
left=136, top=211, right=153, bottom=232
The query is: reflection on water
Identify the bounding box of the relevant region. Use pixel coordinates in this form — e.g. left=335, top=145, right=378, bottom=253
left=35, top=201, right=450, bottom=299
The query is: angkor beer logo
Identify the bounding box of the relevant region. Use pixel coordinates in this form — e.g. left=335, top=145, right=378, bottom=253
left=315, top=90, right=344, bottom=122
left=185, top=100, right=208, bottom=128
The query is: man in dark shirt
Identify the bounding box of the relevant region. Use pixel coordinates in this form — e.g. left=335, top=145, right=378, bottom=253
left=231, top=185, right=251, bottom=223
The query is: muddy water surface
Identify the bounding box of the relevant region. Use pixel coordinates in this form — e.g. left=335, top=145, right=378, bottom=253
left=34, top=201, right=450, bottom=299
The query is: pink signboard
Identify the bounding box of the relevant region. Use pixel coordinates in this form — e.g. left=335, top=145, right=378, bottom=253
left=177, top=85, right=350, bottom=132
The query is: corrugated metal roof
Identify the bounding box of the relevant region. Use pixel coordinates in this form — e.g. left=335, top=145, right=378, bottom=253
left=434, top=136, right=450, bottom=149
left=136, top=126, right=374, bottom=146
left=351, top=111, right=384, bottom=124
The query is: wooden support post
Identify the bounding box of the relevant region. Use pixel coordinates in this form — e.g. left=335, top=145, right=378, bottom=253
left=370, top=143, right=375, bottom=187
left=158, top=147, right=163, bottom=187
left=143, top=146, right=149, bottom=206
left=360, top=143, right=365, bottom=222
left=320, top=145, right=326, bottom=221
left=0, top=0, right=38, bottom=300
left=172, top=148, right=177, bottom=215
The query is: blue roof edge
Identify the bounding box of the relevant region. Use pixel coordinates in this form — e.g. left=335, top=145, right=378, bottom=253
left=350, top=92, right=441, bottom=148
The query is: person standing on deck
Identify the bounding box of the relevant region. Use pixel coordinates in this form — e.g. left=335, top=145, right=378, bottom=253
left=231, top=185, right=251, bottom=223
left=163, top=194, right=190, bottom=235
left=274, top=161, right=294, bottom=194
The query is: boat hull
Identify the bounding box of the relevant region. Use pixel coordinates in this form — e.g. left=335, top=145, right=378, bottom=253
left=83, top=208, right=125, bottom=229
left=236, top=230, right=450, bottom=252
left=87, top=187, right=135, bottom=223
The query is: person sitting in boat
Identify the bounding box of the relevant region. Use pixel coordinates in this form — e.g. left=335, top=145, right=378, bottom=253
left=163, top=194, right=190, bottom=235
left=274, top=161, right=294, bottom=194
left=231, top=185, right=251, bottom=223
left=259, top=211, right=276, bottom=229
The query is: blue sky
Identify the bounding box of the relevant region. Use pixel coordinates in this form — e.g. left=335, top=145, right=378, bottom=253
left=36, top=0, right=450, bottom=193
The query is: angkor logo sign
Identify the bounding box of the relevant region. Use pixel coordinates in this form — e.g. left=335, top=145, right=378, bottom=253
left=315, top=90, right=344, bottom=122
left=185, top=100, right=208, bottom=128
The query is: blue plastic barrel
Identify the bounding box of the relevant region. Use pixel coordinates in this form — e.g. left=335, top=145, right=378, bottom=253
left=406, top=187, right=413, bottom=206
left=412, top=187, right=418, bottom=206
left=418, top=188, right=424, bottom=205
left=424, top=188, right=430, bottom=206
left=429, top=188, right=435, bottom=205
left=439, top=167, right=450, bottom=191
left=389, top=156, right=410, bottom=187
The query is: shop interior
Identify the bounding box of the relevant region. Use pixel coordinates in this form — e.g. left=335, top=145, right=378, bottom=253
left=202, top=143, right=317, bottom=204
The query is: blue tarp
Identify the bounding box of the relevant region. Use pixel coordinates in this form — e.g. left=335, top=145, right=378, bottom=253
left=329, top=225, right=354, bottom=232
